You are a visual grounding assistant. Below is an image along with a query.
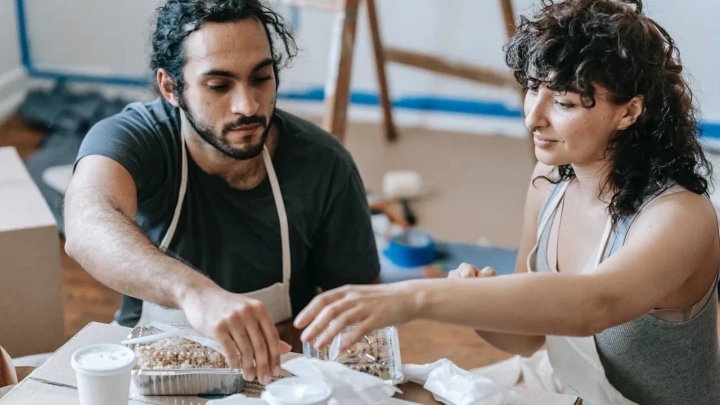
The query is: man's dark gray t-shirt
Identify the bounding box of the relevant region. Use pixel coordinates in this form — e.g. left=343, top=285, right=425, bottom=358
left=76, top=98, right=380, bottom=326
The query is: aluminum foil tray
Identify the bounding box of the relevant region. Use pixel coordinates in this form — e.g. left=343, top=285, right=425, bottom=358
left=125, top=323, right=244, bottom=396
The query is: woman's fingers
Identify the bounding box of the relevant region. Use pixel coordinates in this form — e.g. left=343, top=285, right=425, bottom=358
left=457, top=262, right=481, bottom=278
left=302, top=297, right=358, bottom=347
left=339, top=318, right=377, bottom=352
left=294, top=290, right=344, bottom=330
left=479, top=267, right=497, bottom=277
left=314, top=306, right=368, bottom=351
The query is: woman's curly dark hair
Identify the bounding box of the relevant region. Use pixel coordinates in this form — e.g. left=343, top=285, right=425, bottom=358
left=505, top=0, right=712, bottom=223
left=150, top=0, right=297, bottom=96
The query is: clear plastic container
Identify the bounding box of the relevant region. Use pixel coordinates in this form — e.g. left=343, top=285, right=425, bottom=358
left=302, top=326, right=404, bottom=385
left=124, top=323, right=243, bottom=396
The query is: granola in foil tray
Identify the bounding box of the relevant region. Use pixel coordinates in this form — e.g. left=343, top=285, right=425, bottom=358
left=125, top=323, right=243, bottom=396
left=134, top=336, right=228, bottom=370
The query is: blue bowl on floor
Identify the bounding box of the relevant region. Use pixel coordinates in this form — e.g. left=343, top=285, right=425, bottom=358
left=383, top=230, right=436, bottom=268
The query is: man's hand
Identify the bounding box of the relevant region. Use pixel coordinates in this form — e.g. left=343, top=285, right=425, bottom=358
left=276, top=320, right=303, bottom=353
left=447, top=263, right=497, bottom=279
left=179, top=287, right=291, bottom=385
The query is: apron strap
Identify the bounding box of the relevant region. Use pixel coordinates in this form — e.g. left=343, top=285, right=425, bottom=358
left=263, top=146, right=291, bottom=286
left=594, top=218, right=613, bottom=268
left=535, top=180, right=613, bottom=269
left=536, top=181, right=570, bottom=240
left=160, top=135, right=188, bottom=251
left=526, top=181, right=570, bottom=274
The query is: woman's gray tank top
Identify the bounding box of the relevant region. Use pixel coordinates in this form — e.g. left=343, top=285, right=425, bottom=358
left=534, top=180, right=720, bottom=405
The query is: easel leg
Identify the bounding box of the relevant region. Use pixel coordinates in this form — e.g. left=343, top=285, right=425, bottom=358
left=323, top=0, right=360, bottom=142
left=498, top=0, right=533, bottom=157
left=366, top=0, right=397, bottom=141
left=499, top=0, right=516, bottom=40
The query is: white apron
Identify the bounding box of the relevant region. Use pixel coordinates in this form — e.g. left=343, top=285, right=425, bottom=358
left=136, top=138, right=293, bottom=326
left=474, top=182, right=713, bottom=404
left=523, top=181, right=637, bottom=405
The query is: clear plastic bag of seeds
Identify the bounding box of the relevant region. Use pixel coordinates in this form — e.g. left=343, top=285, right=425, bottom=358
left=302, top=325, right=404, bottom=385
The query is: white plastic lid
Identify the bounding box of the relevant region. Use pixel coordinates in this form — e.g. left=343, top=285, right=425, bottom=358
left=71, top=344, right=136, bottom=375
left=262, top=377, right=332, bottom=405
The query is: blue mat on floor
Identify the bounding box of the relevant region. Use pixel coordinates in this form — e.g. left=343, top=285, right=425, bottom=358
left=380, top=241, right=518, bottom=283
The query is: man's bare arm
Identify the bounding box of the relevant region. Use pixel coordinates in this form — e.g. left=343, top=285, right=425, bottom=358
left=63, top=155, right=287, bottom=383
left=63, top=156, right=214, bottom=307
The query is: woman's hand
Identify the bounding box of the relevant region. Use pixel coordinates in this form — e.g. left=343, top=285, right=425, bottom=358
left=294, top=265, right=497, bottom=351
left=293, top=282, right=421, bottom=351
left=447, top=263, right=497, bottom=279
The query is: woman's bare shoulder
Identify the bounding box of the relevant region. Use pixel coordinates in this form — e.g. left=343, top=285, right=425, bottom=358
left=630, top=188, right=719, bottom=255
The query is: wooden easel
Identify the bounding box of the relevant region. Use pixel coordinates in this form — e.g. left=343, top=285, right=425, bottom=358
left=273, top=0, right=521, bottom=143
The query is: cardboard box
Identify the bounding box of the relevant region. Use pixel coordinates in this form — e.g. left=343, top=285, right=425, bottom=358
left=0, top=146, right=65, bottom=358
left=0, top=322, right=581, bottom=404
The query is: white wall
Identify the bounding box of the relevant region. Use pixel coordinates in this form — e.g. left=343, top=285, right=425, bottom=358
left=0, top=0, right=27, bottom=121
left=0, top=0, right=21, bottom=74
left=17, top=0, right=720, bottom=133
left=24, top=0, right=160, bottom=77
left=641, top=1, right=720, bottom=123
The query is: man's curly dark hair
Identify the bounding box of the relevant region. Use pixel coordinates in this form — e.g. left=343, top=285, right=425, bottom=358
left=505, top=0, right=712, bottom=223
left=150, top=0, right=297, bottom=96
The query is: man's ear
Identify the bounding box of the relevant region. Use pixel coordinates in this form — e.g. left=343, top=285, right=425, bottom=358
left=617, top=95, right=644, bottom=131
left=157, top=69, right=181, bottom=108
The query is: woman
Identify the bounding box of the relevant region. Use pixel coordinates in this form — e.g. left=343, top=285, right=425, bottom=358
left=294, top=1, right=720, bottom=404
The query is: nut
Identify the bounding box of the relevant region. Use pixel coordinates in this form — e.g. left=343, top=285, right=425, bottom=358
left=134, top=337, right=228, bottom=370
left=329, top=330, right=392, bottom=379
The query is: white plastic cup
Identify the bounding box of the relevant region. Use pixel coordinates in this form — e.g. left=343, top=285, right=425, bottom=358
left=71, top=343, right=136, bottom=405
left=261, top=377, right=332, bottom=405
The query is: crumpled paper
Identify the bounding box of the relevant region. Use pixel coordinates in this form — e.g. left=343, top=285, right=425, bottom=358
left=207, top=356, right=417, bottom=405
left=403, top=359, right=521, bottom=405
left=280, top=357, right=410, bottom=405
left=471, top=350, right=563, bottom=393
left=206, top=394, right=267, bottom=405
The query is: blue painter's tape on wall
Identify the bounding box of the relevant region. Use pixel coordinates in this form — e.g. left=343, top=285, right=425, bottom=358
left=15, top=0, right=31, bottom=68
left=28, top=70, right=151, bottom=87
left=701, top=122, right=720, bottom=140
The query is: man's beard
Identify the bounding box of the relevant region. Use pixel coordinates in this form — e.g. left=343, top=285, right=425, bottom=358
left=179, top=95, right=274, bottom=161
